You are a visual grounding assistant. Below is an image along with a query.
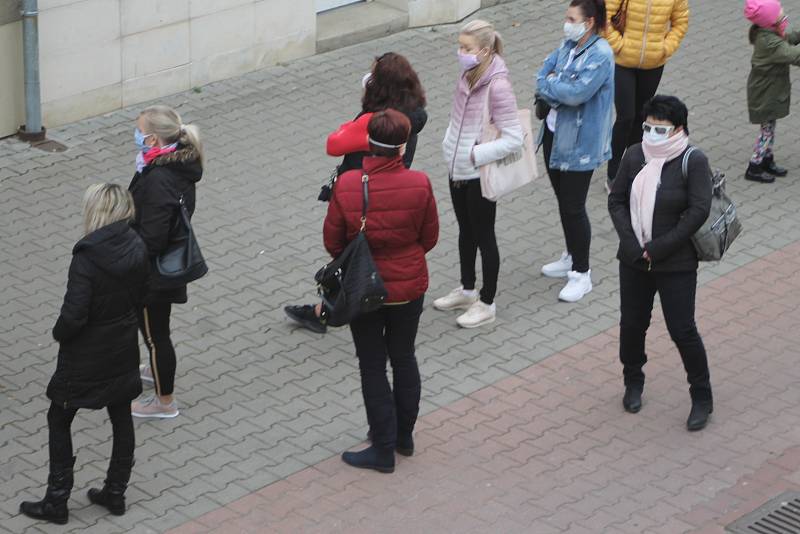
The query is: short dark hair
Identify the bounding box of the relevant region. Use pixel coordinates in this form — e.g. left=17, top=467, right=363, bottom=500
left=642, top=95, right=690, bottom=135
left=368, top=109, right=411, bottom=157
left=570, top=0, right=607, bottom=33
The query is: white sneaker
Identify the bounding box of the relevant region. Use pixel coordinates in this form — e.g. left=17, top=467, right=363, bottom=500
left=558, top=270, right=592, bottom=302
left=456, top=301, right=496, bottom=328
left=541, top=252, right=572, bottom=278
left=140, top=364, right=154, bottom=385
left=433, top=287, right=479, bottom=311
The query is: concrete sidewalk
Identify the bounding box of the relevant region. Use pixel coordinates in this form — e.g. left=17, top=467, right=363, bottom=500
left=2, top=0, right=800, bottom=532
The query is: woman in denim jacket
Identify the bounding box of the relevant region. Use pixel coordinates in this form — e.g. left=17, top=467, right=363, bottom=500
left=536, top=0, right=615, bottom=303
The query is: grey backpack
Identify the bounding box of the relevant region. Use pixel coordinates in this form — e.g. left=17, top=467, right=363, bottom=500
left=682, top=147, right=742, bottom=261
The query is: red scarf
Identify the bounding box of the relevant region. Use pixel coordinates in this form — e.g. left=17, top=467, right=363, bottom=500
left=143, top=144, right=177, bottom=166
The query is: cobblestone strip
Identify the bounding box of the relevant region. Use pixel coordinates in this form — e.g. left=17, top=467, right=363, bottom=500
left=167, top=241, right=800, bottom=534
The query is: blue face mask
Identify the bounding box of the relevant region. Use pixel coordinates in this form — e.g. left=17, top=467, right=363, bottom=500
left=134, top=128, right=152, bottom=153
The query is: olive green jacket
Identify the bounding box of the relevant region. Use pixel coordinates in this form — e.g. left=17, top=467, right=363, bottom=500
left=748, top=27, right=800, bottom=124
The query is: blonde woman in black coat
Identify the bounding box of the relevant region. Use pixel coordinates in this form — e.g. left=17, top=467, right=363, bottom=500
left=20, top=184, right=149, bottom=524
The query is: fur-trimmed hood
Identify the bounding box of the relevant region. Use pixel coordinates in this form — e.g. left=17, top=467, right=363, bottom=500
left=147, top=144, right=203, bottom=184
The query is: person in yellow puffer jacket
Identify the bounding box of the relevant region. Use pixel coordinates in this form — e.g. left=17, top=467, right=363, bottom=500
left=604, top=0, right=690, bottom=184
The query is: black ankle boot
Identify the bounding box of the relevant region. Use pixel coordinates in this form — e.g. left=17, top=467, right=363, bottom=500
left=284, top=304, right=327, bottom=334
left=622, top=386, right=643, bottom=413
left=20, top=456, right=76, bottom=525
left=687, top=400, right=713, bottom=431
left=88, top=456, right=134, bottom=516
left=746, top=162, right=776, bottom=183
left=342, top=446, right=395, bottom=473
left=762, top=155, right=788, bottom=176
left=396, top=434, right=414, bottom=457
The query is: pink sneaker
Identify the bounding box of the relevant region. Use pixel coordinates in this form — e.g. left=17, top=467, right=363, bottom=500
left=131, top=395, right=179, bottom=419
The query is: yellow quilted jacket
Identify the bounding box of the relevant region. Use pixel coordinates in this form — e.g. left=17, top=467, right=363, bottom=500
left=604, top=0, right=690, bottom=69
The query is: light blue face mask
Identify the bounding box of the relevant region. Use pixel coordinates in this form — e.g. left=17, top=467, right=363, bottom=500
left=134, top=128, right=152, bottom=153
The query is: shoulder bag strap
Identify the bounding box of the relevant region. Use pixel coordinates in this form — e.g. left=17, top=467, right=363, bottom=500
left=360, top=173, right=369, bottom=232
left=681, top=146, right=698, bottom=183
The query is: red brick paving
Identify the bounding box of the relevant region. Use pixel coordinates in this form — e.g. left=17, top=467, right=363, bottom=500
left=168, top=243, right=800, bottom=534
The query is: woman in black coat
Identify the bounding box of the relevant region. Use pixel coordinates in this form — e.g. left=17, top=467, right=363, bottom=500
left=128, top=105, right=203, bottom=419
left=608, top=95, right=714, bottom=431
left=20, top=184, right=148, bottom=525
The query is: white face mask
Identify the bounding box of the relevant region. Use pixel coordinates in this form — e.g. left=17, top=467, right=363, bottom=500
left=361, top=72, right=372, bottom=88
left=643, top=130, right=671, bottom=145
left=563, top=21, right=588, bottom=42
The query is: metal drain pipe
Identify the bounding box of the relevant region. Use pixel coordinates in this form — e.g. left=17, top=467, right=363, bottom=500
left=18, top=0, right=45, bottom=141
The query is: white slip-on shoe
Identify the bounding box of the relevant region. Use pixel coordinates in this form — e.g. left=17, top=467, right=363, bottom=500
left=558, top=270, right=592, bottom=303
left=456, top=301, right=497, bottom=328
left=541, top=252, right=573, bottom=278
left=433, top=287, right=479, bottom=311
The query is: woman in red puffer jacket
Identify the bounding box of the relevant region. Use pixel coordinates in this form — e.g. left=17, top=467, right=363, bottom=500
left=324, top=109, right=438, bottom=474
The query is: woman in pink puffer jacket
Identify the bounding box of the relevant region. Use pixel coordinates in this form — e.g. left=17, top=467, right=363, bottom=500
left=436, top=19, right=524, bottom=329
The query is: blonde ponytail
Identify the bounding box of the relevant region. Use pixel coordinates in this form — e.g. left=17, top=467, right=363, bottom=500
left=493, top=31, right=504, bottom=56
left=139, top=105, right=205, bottom=168
left=460, top=20, right=503, bottom=57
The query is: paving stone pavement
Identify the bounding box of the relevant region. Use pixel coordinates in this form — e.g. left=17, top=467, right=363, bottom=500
left=167, top=239, right=800, bottom=534
left=1, top=0, right=800, bottom=532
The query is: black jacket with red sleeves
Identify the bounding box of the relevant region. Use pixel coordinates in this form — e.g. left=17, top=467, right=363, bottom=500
left=128, top=144, right=202, bottom=303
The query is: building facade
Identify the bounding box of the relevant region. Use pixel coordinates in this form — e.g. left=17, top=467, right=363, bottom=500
left=0, top=0, right=511, bottom=138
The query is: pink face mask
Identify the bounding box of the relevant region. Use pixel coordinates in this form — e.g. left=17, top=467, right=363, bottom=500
left=457, top=50, right=481, bottom=71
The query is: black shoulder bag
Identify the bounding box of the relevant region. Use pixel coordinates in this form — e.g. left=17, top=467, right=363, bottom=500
left=314, top=173, right=387, bottom=327
left=154, top=194, right=209, bottom=287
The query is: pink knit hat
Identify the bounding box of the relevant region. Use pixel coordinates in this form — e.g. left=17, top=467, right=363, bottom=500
left=744, top=0, right=783, bottom=28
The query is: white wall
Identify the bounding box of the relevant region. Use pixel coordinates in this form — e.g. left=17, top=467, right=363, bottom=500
left=37, top=0, right=317, bottom=127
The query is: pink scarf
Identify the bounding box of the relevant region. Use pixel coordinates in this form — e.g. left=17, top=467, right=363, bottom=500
left=630, top=132, right=690, bottom=247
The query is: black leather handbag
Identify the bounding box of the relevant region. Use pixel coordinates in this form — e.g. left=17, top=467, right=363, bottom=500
left=314, top=173, right=387, bottom=327
left=154, top=195, right=208, bottom=288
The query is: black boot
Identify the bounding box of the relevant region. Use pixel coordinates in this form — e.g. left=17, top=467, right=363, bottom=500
left=88, top=456, right=134, bottom=516
left=284, top=304, right=327, bottom=334
left=745, top=162, right=776, bottom=183
left=762, top=154, right=788, bottom=176
left=342, top=446, right=395, bottom=473
left=19, top=456, right=76, bottom=525
left=687, top=400, right=713, bottom=431
left=395, top=434, right=414, bottom=457
left=622, top=386, right=643, bottom=413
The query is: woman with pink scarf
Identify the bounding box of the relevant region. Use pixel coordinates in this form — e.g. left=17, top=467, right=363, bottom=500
left=608, top=95, right=714, bottom=432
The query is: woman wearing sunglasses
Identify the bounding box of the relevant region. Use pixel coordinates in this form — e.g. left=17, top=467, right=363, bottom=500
left=608, top=95, right=714, bottom=431
left=536, top=0, right=615, bottom=303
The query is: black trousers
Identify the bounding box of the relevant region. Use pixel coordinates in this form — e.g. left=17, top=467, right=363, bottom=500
left=137, top=303, right=176, bottom=396
left=449, top=179, right=499, bottom=304
left=608, top=65, right=665, bottom=180
left=542, top=127, right=593, bottom=273
left=48, top=401, right=135, bottom=465
left=349, top=297, right=424, bottom=450
left=618, top=262, right=712, bottom=401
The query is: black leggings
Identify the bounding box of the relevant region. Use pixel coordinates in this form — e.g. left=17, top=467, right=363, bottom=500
left=137, top=303, right=176, bottom=396
left=608, top=65, right=664, bottom=180
left=48, top=402, right=134, bottom=465
left=542, top=128, right=593, bottom=273
left=449, top=179, right=499, bottom=305
left=349, top=297, right=424, bottom=450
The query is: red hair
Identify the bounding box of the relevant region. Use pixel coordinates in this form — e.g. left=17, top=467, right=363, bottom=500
left=368, top=109, right=411, bottom=157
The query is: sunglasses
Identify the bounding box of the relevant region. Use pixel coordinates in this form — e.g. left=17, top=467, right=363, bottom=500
left=642, top=122, right=675, bottom=136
